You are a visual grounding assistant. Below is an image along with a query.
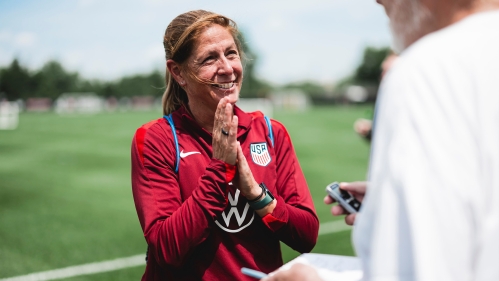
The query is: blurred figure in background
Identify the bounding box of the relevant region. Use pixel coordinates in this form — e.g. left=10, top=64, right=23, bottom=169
left=353, top=118, right=373, bottom=141
left=265, top=0, right=499, bottom=280
left=353, top=52, right=398, bottom=142
left=131, top=10, right=318, bottom=281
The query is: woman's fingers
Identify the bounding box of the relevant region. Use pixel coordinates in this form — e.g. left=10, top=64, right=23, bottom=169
left=215, top=98, right=227, bottom=135
left=230, top=114, right=238, bottom=138
left=236, top=141, right=246, bottom=168
left=236, top=142, right=260, bottom=199
left=225, top=112, right=238, bottom=165
left=212, top=98, right=237, bottom=165
left=223, top=101, right=232, bottom=133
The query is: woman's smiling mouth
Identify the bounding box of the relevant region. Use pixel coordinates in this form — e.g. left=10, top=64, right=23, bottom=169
left=212, top=82, right=235, bottom=89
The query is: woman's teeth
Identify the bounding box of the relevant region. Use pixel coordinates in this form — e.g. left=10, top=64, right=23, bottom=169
left=213, top=82, right=234, bottom=89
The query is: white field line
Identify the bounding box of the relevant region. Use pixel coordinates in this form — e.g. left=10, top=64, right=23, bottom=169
left=1, top=221, right=350, bottom=281
left=0, top=255, right=146, bottom=281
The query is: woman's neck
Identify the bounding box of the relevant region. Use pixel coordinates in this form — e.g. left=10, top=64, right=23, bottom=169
left=185, top=101, right=216, bottom=133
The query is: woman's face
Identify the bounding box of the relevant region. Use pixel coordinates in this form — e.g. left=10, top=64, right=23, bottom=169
left=183, top=24, right=243, bottom=109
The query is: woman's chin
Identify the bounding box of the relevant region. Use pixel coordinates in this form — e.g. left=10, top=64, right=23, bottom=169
left=227, top=95, right=240, bottom=105
left=212, top=91, right=239, bottom=104
left=226, top=94, right=239, bottom=104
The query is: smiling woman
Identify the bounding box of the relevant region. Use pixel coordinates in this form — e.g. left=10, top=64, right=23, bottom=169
left=130, top=10, right=319, bottom=281
left=161, top=10, right=244, bottom=118
left=168, top=24, right=243, bottom=129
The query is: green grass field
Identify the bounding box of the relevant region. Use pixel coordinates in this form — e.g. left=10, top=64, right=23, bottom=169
left=0, top=106, right=371, bottom=280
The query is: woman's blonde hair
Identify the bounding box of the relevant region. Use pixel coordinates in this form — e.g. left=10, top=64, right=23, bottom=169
left=162, top=10, right=243, bottom=115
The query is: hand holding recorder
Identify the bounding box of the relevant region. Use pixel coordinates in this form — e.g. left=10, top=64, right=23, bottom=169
left=324, top=181, right=366, bottom=226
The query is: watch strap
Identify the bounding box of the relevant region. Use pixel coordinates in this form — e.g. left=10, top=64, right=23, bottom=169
left=248, top=183, right=275, bottom=210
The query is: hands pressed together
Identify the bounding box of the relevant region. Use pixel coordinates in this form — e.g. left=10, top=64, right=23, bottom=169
left=212, top=97, right=239, bottom=166
left=212, top=98, right=276, bottom=215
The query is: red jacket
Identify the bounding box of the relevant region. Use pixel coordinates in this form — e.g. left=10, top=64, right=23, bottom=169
left=131, top=105, right=319, bottom=280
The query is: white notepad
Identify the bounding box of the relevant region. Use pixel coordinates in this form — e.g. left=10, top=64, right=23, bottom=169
left=276, top=253, right=363, bottom=281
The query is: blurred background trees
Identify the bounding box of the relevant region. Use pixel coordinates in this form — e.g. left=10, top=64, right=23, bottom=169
left=238, top=33, right=272, bottom=99
left=327, top=46, right=392, bottom=104
left=0, top=41, right=391, bottom=105
left=0, top=60, right=165, bottom=101
left=0, top=59, right=36, bottom=101
left=354, top=46, right=391, bottom=85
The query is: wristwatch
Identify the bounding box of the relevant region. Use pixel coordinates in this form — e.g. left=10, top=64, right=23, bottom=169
left=248, top=183, right=275, bottom=210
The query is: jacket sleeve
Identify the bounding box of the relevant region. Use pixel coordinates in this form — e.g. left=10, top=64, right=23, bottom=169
left=131, top=121, right=235, bottom=267
left=260, top=120, right=319, bottom=253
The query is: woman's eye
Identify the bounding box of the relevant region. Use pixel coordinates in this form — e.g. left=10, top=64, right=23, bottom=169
left=227, top=50, right=239, bottom=58
left=203, top=56, right=215, bottom=63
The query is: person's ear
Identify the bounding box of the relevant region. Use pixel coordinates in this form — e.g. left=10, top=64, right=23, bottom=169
left=166, top=59, right=185, bottom=86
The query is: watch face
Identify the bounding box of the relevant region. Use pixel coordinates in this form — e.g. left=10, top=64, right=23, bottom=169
left=269, top=190, right=275, bottom=199
left=259, top=183, right=275, bottom=199
left=248, top=182, right=275, bottom=210
left=265, top=187, right=275, bottom=199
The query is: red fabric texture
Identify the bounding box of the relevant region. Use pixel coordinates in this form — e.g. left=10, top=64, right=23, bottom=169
left=131, top=106, right=319, bottom=280
left=225, top=163, right=236, bottom=183
left=135, top=119, right=160, bottom=164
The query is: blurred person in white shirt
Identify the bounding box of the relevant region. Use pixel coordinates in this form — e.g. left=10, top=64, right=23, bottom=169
left=354, top=53, right=398, bottom=142
left=264, top=0, right=499, bottom=280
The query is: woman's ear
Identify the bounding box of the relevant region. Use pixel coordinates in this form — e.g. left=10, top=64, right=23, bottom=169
left=166, top=59, right=185, bottom=85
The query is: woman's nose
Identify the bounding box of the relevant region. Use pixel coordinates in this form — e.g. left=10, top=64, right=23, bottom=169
left=217, top=56, right=234, bottom=75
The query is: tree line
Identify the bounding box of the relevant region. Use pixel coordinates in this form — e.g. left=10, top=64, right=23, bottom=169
left=0, top=59, right=271, bottom=102
left=0, top=45, right=390, bottom=102
left=0, top=59, right=165, bottom=101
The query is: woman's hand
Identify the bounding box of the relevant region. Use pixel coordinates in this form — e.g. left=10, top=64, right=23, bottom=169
left=235, top=142, right=276, bottom=216
left=234, top=142, right=260, bottom=198
left=212, top=98, right=238, bottom=165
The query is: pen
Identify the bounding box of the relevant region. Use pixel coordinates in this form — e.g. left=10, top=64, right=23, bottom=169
left=241, top=267, right=268, bottom=279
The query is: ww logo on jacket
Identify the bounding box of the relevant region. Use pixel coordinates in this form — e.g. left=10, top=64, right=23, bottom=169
left=215, top=187, right=255, bottom=233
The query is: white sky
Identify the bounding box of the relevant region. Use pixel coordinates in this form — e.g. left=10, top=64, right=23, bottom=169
left=0, top=0, right=391, bottom=85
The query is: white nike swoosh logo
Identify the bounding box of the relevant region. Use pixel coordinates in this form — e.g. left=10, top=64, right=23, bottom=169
left=180, top=150, right=201, bottom=158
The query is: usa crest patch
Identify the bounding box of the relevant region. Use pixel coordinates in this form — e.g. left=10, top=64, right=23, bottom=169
left=250, top=143, right=271, bottom=166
